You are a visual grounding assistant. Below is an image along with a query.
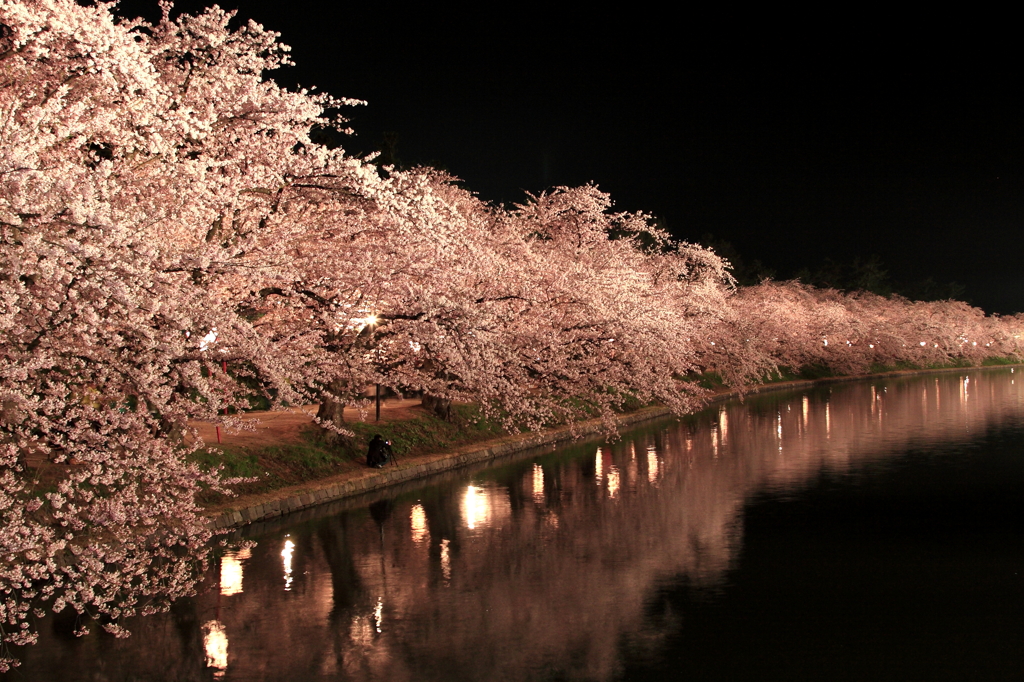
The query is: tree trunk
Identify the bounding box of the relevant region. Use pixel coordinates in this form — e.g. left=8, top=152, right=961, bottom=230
left=422, top=394, right=452, bottom=422
left=317, top=378, right=348, bottom=444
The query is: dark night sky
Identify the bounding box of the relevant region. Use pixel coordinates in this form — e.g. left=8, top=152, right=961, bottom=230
left=112, top=2, right=1024, bottom=313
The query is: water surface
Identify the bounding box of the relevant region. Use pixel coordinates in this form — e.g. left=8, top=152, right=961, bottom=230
left=7, top=369, right=1023, bottom=681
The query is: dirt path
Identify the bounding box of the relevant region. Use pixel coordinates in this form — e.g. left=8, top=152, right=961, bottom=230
left=189, top=398, right=427, bottom=448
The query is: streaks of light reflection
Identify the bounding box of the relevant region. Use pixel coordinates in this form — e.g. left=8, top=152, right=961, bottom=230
left=374, top=596, right=383, bottom=634
left=219, top=547, right=251, bottom=596
left=532, top=464, right=544, bottom=503
left=440, top=538, right=451, bottom=584
left=607, top=465, right=620, bottom=499
left=595, top=447, right=604, bottom=484
left=646, top=445, right=659, bottom=484
left=410, top=503, right=429, bottom=544
left=202, top=620, right=228, bottom=678
left=282, top=537, right=295, bottom=591
left=463, top=485, right=486, bottom=530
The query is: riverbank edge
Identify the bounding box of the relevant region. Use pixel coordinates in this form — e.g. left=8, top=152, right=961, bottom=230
left=205, top=364, right=1017, bottom=530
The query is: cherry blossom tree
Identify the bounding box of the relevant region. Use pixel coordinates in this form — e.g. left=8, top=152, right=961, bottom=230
left=0, top=0, right=377, bottom=667
left=2, top=0, right=1022, bottom=672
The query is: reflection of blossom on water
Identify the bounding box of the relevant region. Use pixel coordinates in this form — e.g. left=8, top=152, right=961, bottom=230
left=202, top=620, right=228, bottom=678
left=282, top=538, right=295, bottom=591
left=220, top=547, right=252, bottom=596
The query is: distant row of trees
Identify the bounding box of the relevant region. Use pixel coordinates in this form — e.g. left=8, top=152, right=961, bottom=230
left=1, top=1, right=1021, bottom=669
left=700, top=236, right=967, bottom=301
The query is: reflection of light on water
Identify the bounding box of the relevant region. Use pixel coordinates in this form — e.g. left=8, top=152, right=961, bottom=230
left=219, top=547, right=251, bottom=596
left=595, top=447, right=604, bottom=484
left=802, top=395, right=809, bottom=426
left=374, top=596, right=383, bottom=633
left=712, top=428, right=719, bottom=457
left=646, top=445, right=659, bottom=484
left=463, top=485, right=488, bottom=529
left=202, top=620, right=228, bottom=678
left=349, top=614, right=374, bottom=648
left=607, top=465, right=620, bottom=498
left=282, top=537, right=295, bottom=591
left=532, top=463, right=544, bottom=503
left=718, top=407, right=728, bottom=442
left=410, top=503, right=428, bottom=544
left=825, top=402, right=831, bottom=437
left=440, top=538, right=451, bottom=583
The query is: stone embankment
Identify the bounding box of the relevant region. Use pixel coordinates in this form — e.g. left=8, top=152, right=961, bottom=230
left=206, top=403, right=672, bottom=530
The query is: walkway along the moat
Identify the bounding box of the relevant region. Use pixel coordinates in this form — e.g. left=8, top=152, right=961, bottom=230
left=204, top=365, right=1020, bottom=530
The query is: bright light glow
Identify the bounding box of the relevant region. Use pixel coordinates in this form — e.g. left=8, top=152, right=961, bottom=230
left=219, top=547, right=251, bottom=596
left=410, top=504, right=428, bottom=543
left=199, top=328, right=218, bottom=352
left=282, top=538, right=295, bottom=591
left=920, top=341, right=926, bottom=346
left=202, top=620, right=228, bottom=677
left=595, top=447, right=604, bottom=484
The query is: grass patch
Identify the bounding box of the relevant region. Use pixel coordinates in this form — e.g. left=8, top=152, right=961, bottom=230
left=193, top=403, right=506, bottom=504
left=981, top=356, right=1022, bottom=366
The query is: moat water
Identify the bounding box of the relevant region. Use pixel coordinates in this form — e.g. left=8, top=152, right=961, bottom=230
left=5, top=369, right=1023, bottom=681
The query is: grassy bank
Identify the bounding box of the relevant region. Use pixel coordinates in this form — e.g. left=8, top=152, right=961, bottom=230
left=191, top=404, right=504, bottom=504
